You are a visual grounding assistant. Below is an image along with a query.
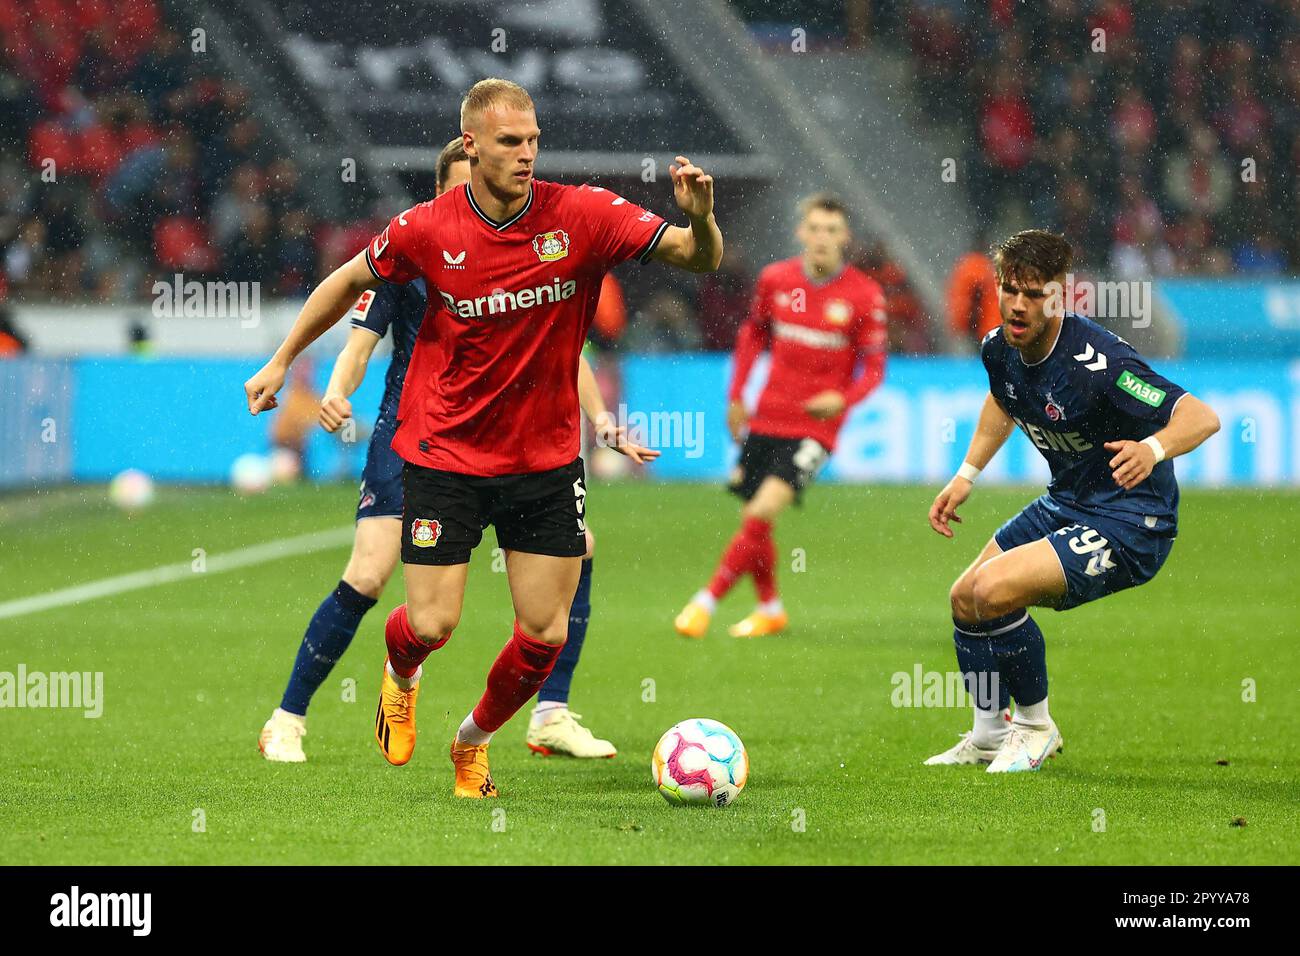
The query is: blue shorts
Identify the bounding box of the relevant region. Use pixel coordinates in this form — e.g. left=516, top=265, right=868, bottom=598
left=994, top=495, right=1175, bottom=610
left=355, top=416, right=403, bottom=521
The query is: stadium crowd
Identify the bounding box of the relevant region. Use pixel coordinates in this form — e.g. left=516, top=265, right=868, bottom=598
left=0, top=0, right=941, bottom=354
left=0, top=0, right=319, bottom=305
left=8, top=0, right=1292, bottom=357
left=896, top=0, right=1300, bottom=276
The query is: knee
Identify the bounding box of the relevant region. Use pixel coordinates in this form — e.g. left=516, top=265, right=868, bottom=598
left=518, top=612, right=570, bottom=647
left=343, top=567, right=391, bottom=601
left=343, top=554, right=396, bottom=600
left=949, top=575, right=977, bottom=624
left=970, top=566, right=1018, bottom=620
left=406, top=603, right=459, bottom=645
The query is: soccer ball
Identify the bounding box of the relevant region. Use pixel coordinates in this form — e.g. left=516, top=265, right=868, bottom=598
left=268, top=447, right=302, bottom=485
left=108, top=469, right=155, bottom=511
left=652, top=718, right=748, bottom=807
left=230, top=453, right=272, bottom=495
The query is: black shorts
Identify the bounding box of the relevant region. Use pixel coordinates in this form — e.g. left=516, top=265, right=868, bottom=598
left=401, top=457, right=588, bottom=566
left=727, top=433, right=829, bottom=505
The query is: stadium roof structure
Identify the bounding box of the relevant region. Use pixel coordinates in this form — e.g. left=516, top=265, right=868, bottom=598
left=221, top=0, right=769, bottom=188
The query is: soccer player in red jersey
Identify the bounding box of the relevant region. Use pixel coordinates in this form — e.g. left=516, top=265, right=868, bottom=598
left=245, top=78, right=722, bottom=797
left=675, top=193, right=887, bottom=639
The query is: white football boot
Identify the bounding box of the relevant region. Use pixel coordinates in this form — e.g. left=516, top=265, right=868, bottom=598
left=986, top=720, right=1063, bottom=773
left=924, top=731, right=1004, bottom=766
left=526, top=709, right=617, bottom=758
left=259, top=708, right=307, bottom=763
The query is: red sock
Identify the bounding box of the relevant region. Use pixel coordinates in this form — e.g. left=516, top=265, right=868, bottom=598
left=470, top=622, right=564, bottom=733
left=384, top=604, right=449, bottom=678
left=707, top=516, right=771, bottom=599
left=749, top=519, right=778, bottom=603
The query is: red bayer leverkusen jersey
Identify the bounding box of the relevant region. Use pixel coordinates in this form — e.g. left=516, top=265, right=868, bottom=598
left=365, top=180, right=668, bottom=476
left=728, top=257, right=888, bottom=450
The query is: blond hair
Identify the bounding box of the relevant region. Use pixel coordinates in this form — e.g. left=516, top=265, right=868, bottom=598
left=436, top=136, right=469, bottom=191
left=460, top=78, right=535, bottom=132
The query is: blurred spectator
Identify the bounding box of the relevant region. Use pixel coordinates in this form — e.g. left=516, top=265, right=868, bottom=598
left=0, top=304, right=27, bottom=356
left=1233, top=226, right=1288, bottom=275
left=212, top=165, right=266, bottom=251
left=623, top=291, right=702, bottom=353
left=275, top=208, right=318, bottom=296
left=1111, top=176, right=1175, bottom=278
left=971, top=66, right=1035, bottom=221
left=1163, top=124, right=1233, bottom=220
left=590, top=272, right=627, bottom=349
left=852, top=239, right=931, bottom=354
left=947, top=240, right=1000, bottom=344
left=127, top=318, right=152, bottom=356
left=694, top=246, right=751, bottom=351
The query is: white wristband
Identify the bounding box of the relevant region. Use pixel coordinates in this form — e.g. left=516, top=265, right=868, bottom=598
left=1141, top=435, right=1166, bottom=463
left=956, top=462, right=982, bottom=483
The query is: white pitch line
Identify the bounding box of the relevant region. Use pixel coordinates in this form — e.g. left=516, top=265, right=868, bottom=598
left=0, top=526, right=355, bottom=621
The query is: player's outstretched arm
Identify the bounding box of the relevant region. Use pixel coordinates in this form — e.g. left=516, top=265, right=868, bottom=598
left=1105, top=393, right=1220, bottom=490
left=650, top=155, right=723, bottom=274
left=244, top=250, right=379, bottom=414
left=578, top=355, right=660, bottom=464
left=318, top=328, right=383, bottom=433
left=928, top=392, right=1016, bottom=538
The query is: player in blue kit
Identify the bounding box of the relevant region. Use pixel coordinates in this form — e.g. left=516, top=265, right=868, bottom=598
left=923, top=230, right=1221, bottom=772
left=259, top=138, right=649, bottom=761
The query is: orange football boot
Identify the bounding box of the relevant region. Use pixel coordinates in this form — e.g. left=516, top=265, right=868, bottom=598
left=374, top=659, right=419, bottom=766
left=728, top=609, right=789, bottom=638
left=673, top=600, right=712, bottom=639
left=450, top=739, right=498, bottom=798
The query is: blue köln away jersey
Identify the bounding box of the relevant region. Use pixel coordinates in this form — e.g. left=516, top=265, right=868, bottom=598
left=981, top=313, right=1188, bottom=534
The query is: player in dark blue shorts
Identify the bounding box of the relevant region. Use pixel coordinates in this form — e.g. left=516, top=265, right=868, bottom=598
left=258, top=140, right=464, bottom=761
left=923, top=230, right=1221, bottom=773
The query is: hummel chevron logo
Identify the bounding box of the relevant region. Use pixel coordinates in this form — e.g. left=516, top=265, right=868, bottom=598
left=443, top=250, right=466, bottom=267
left=1085, top=548, right=1117, bottom=577
left=1073, top=343, right=1108, bottom=371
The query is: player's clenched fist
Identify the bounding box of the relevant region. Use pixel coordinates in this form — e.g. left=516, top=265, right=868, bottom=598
left=1104, top=439, right=1156, bottom=490
left=928, top=477, right=973, bottom=538
left=319, top=394, right=353, bottom=433
left=244, top=361, right=285, bottom=415
left=669, top=155, right=714, bottom=219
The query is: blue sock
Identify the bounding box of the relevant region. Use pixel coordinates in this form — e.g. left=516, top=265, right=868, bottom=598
left=953, top=611, right=1049, bottom=711
left=280, top=580, right=377, bottom=716
left=538, top=558, right=592, bottom=704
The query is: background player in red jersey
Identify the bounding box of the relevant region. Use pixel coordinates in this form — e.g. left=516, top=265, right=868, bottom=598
left=244, top=78, right=721, bottom=798
left=675, top=193, right=887, bottom=639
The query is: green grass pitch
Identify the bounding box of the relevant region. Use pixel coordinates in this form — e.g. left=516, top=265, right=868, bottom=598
left=1, top=481, right=1295, bottom=865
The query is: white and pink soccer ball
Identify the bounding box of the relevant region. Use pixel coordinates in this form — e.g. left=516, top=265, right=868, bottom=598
left=229, top=453, right=272, bottom=495
left=652, top=718, right=748, bottom=807
left=108, top=469, right=155, bottom=511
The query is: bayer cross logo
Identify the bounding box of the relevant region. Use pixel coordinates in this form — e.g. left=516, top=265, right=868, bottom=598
left=411, top=517, right=442, bottom=548
left=533, top=230, right=570, bottom=262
